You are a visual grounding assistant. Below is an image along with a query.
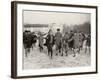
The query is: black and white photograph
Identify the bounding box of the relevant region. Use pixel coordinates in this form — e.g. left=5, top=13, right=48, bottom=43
left=23, top=10, right=91, bottom=69
left=11, top=1, right=97, bottom=78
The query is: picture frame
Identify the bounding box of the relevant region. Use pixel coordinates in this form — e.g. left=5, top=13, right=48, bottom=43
left=11, top=1, right=98, bottom=79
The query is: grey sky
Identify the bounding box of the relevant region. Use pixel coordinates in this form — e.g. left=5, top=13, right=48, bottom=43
left=23, top=10, right=90, bottom=25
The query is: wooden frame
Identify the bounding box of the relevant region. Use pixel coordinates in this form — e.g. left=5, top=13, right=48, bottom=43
left=11, top=1, right=98, bottom=79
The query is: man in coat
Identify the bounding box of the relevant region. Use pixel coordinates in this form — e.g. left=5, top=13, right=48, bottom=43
left=45, top=29, right=55, bottom=59
left=55, top=28, right=62, bottom=56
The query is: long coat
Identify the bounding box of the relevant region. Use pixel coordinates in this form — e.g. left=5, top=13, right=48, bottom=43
left=55, top=32, right=62, bottom=46
left=45, top=34, right=55, bottom=52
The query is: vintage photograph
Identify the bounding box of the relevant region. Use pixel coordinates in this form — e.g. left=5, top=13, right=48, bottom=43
left=11, top=1, right=97, bottom=78
left=23, top=10, right=91, bottom=69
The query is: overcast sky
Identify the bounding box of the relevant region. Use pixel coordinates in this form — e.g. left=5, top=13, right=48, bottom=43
left=23, top=10, right=90, bottom=25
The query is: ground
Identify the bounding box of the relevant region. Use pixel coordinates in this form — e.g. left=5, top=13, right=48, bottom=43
left=23, top=44, right=91, bottom=70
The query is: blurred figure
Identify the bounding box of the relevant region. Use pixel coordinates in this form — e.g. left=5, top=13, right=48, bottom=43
left=73, top=31, right=81, bottom=54
left=68, top=30, right=76, bottom=57
left=62, top=32, right=69, bottom=56
left=23, top=30, right=32, bottom=57
left=31, top=32, right=37, bottom=49
left=79, top=32, right=86, bottom=50
left=38, top=32, right=46, bottom=52
left=45, top=29, right=55, bottom=59
left=55, top=28, right=62, bottom=56
left=85, top=34, right=91, bottom=53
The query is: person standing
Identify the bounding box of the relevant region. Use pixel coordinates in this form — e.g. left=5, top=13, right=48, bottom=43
left=62, top=32, right=69, bottom=56
left=73, top=32, right=80, bottom=54
left=38, top=32, right=46, bottom=52
left=79, top=32, right=85, bottom=50
left=45, top=29, right=54, bottom=59
left=55, top=28, right=62, bottom=56
left=68, top=30, right=76, bottom=57
left=85, top=34, right=91, bottom=53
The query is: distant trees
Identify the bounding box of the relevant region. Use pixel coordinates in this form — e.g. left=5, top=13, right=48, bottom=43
left=24, top=22, right=91, bottom=34
left=62, top=22, right=91, bottom=34
left=73, top=22, right=91, bottom=34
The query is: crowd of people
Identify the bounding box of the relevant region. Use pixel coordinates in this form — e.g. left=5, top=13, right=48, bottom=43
left=23, top=28, right=91, bottom=59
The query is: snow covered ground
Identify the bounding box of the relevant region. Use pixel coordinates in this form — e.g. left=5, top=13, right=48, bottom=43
left=23, top=44, right=91, bottom=70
